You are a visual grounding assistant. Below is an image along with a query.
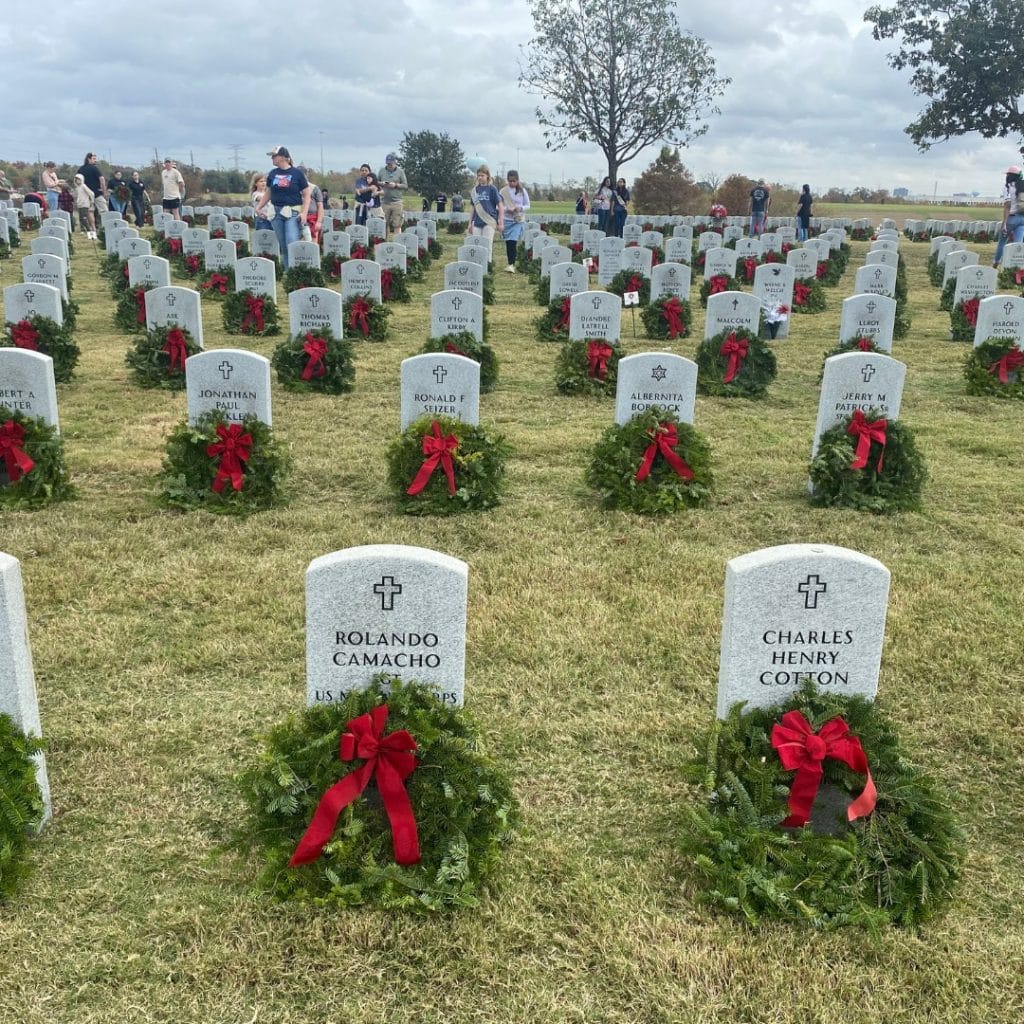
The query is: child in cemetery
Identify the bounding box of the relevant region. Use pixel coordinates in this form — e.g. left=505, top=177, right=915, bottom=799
left=992, top=165, right=1024, bottom=267
left=499, top=169, right=529, bottom=273
left=796, top=184, right=812, bottom=241
left=74, top=173, right=96, bottom=238
left=467, top=165, right=504, bottom=247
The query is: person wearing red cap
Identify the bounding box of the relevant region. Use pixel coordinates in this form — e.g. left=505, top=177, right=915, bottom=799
left=994, top=165, right=1024, bottom=267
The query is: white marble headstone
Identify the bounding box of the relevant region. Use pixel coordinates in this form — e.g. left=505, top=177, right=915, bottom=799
left=443, top=261, right=484, bottom=297
left=569, top=291, right=622, bottom=342
left=614, top=353, right=697, bottom=426
left=431, top=290, right=484, bottom=342
left=144, top=286, right=204, bottom=347
left=186, top=349, right=272, bottom=426
left=341, top=260, right=382, bottom=303
left=3, top=283, right=63, bottom=327
left=650, top=262, right=692, bottom=301
left=288, top=288, right=343, bottom=339
left=234, top=256, right=276, bottom=300
left=838, top=295, right=896, bottom=353
left=973, top=295, right=1024, bottom=348
left=0, top=349, right=59, bottom=429
left=400, top=353, right=480, bottom=429
left=704, top=291, right=761, bottom=339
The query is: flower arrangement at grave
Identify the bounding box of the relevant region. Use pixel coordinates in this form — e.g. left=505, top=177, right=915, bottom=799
left=641, top=295, right=693, bottom=341
left=791, top=277, right=826, bottom=314
left=2, top=316, right=80, bottom=383
left=964, top=338, right=1024, bottom=399
left=387, top=415, right=510, bottom=515
left=607, top=270, right=651, bottom=306
left=379, top=266, right=411, bottom=303
left=271, top=330, right=355, bottom=395
left=159, top=410, right=290, bottom=513
left=223, top=288, right=281, bottom=338
left=554, top=339, right=623, bottom=396
left=698, top=274, right=741, bottom=308
left=125, top=324, right=201, bottom=389
left=696, top=328, right=776, bottom=399
left=343, top=295, right=390, bottom=342
left=0, top=713, right=46, bottom=896
left=114, top=283, right=156, bottom=334
left=0, top=408, right=75, bottom=508
left=679, top=683, right=963, bottom=928
left=534, top=297, right=572, bottom=342
left=234, top=676, right=518, bottom=911
left=199, top=269, right=231, bottom=299
left=809, top=408, right=926, bottom=513
left=709, top=203, right=727, bottom=222
left=585, top=406, right=713, bottom=514
left=419, top=332, right=498, bottom=392
left=950, top=296, right=981, bottom=342
left=760, top=302, right=789, bottom=340
left=282, top=265, right=326, bottom=294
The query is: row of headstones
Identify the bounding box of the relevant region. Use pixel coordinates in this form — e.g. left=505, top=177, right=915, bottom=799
left=0, top=535, right=894, bottom=833
left=905, top=218, right=1000, bottom=239
left=526, top=212, right=861, bottom=231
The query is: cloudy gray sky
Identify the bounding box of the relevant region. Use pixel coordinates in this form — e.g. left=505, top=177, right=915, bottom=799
left=0, top=0, right=1014, bottom=197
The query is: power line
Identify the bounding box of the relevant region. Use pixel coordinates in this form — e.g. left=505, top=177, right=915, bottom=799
left=228, top=144, right=243, bottom=172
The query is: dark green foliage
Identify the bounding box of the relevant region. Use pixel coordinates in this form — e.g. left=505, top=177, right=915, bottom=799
left=964, top=338, right=1024, bottom=399
left=535, top=297, right=572, bottom=342
left=0, top=408, right=75, bottom=508
left=818, top=337, right=881, bottom=381
left=939, top=278, right=955, bottom=312
left=809, top=412, right=926, bottom=513
left=554, top=339, right=622, bottom=396
left=343, top=296, right=390, bottom=342
left=271, top=331, right=356, bottom=394
left=585, top=406, right=713, bottom=513
left=199, top=269, right=232, bottom=300
left=2, top=314, right=80, bottom=382
left=234, top=677, right=518, bottom=911
left=381, top=266, right=411, bottom=303
left=114, top=285, right=155, bottom=335
left=387, top=414, right=510, bottom=515
left=0, top=714, right=45, bottom=901
left=282, top=266, right=326, bottom=294
left=223, top=289, right=281, bottom=337
left=641, top=295, right=693, bottom=340
left=792, top=278, right=827, bottom=313
left=927, top=252, right=945, bottom=287
left=428, top=238, right=443, bottom=259
left=696, top=328, right=776, bottom=399
left=680, top=684, right=964, bottom=928
left=950, top=299, right=980, bottom=342
left=606, top=269, right=651, bottom=305
left=481, top=273, right=495, bottom=306
left=997, top=266, right=1024, bottom=294
left=419, top=332, right=498, bottom=392
left=158, top=411, right=291, bottom=514
left=125, top=325, right=201, bottom=390
left=698, top=274, right=741, bottom=308
left=321, top=253, right=345, bottom=281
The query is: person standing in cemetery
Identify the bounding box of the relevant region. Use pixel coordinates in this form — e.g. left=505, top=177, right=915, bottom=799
left=378, top=153, right=408, bottom=237
left=58, top=182, right=75, bottom=220
left=254, top=146, right=311, bottom=268
left=466, top=164, right=503, bottom=251
left=576, top=190, right=589, bottom=214
left=128, top=171, right=149, bottom=227
left=302, top=169, right=325, bottom=243
left=78, top=152, right=108, bottom=216
left=73, top=173, right=96, bottom=238
left=499, top=169, right=529, bottom=273
left=250, top=173, right=272, bottom=232
left=42, top=162, right=62, bottom=212
left=451, top=192, right=464, bottom=213
left=353, top=164, right=377, bottom=226
left=593, top=177, right=614, bottom=233
left=748, top=179, right=770, bottom=237
left=612, top=178, right=630, bottom=237
left=796, top=184, right=812, bottom=241
left=108, top=169, right=130, bottom=214
left=436, top=192, right=447, bottom=212
left=993, top=165, right=1024, bottom=267
left=161, top=158, right=185, bottom=221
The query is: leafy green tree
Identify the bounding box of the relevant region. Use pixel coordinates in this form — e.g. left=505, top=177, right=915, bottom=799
left=398, top=130, right=469, bottom=200
left=631, top=147, right=700, bottom=216
left=518, top=0, right=729, bottom=183
left=866, top=0, right=1024, bottom=149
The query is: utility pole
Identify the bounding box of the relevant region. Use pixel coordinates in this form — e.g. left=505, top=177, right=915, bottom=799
left=228, top=144, right=243, bottom=171
left=319, top=131, right=325, bottom=178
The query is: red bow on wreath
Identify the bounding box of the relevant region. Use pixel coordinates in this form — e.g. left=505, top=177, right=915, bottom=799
left=847, top=409, right=887, bottom=473
left=635, top=422, right=694, bottom=482
left=0, top=419, right=35, bottom=482
left=815, top=261, right=828, bottom=280
left=168, top=238, right=182, bottom=255
left=203, top=273, right=229, bottom=295
left=586, top=340, right=613, bottom=380
left=11, top=320, right=39, bottom=350
left=288, top=704, right=420, bottom=868
left=121, top=263, right=129, bottom=281
left=720, top=332, right=748, bottom=383
left=1014, top=268, right=1024, bottom=286
left=301, top=333, right=328, bottom=379
left=329, top=257, right=342, bottom=279
left=445, top=340, right=467, bottom=358
left=557, top=297, right=571, bottom=333
left=709, top=274, right=729, bottom=295
left=961, top=297, right=980, bottom=327
left=381, top=268, right=393, bottom=301
left=627, top=274, right=643, bottom=296
left=407, top=420, right=458, bottom=496
left=163, top=328, right=188, bottom=371
left=855, top=336, right=874, bottom=352
left=349, top=297, right=371, bottom=338
left=793, top=281, right=811, bottom=306
left=134, top=289, right=148, bottom=324
left=184, top=253, right=200, bottom=275
left=662, top=296, right=686, bottom=339
left=352, top=244, right=368, bottom=260
left=988, top=346, right=1024, bottom=383
left=771, top=710, right=877, bottom=828
left=241, top=294, right=265, bottom=334
left=743, top=257, right=757, bottom=282
left=206, top=422, right=252, bottom=492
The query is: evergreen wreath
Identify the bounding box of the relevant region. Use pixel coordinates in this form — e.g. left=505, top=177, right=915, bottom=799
left=125, top=324, right=202, bottom=390
left=997, top=266, right=1024, bottom=295
left=233, top=240, right=251, bottom=258
left=791, top=278, right=827, bottom=314
left=680, top=684, right=963, bottom=929
left=199, top=269, right=232, bottom=300
left=282, top=265, right=327, bottom=294
left=641, top=296, right=693, bottom=341
left=481, top=273, right=495, bottom=306
left=964, top=338, right=1024, bottom=399
left=343, top=295, right=390, bottom=342
left=419, top=332, right=498, bottom=392
left=428, top=238, right=443, bottom=258
left=0, top=408, right=75, bottom=508
left=156, top=235, right=183, bottom=263
left=950, top=298, right=981, bottom=343
left=927, top=252, right=945, bottom=288
left=535, top=297, right=572, bottom=342
left=0, top=713, right=45, bottom=899
left=446, top=219, right=464, bottom=234
left=815, top=257, right=842, bottom=287
left=271, top=330, right=356, bottom=394
left=626, top=242, right=663, bottom=267
left=585, top=406, right=713, bottom=513
left=2, top=315, right=80, bottom=383
left=252, top=250, right=283, bottom=276
left=0, top=238, right=10, bottom=260
left=818, top=335, right=881, bottom=379
left=938, top=278, right=957, bottom=312
left=607, top=270, right=651, bottom=305
left=107, top=259, right=132, bottom=299
left=114, top=284, right=155, bottom=334
left=696, top=328, right=776, bottom=399
left=738, top=255, right=761, bottom=284
left=321, top=252, right=347, bottom=282
left=180, top=252, right=202, bottom=278
left=698, top=274, right=741, bottom=308
left=61, top=297, right=80, bottom=333
left=387, top=414, right=510, bottom=515
left=850, top=226, right=872, bottom=241
left=404, top=254, right=425, bottom=283
left=159, top=410, right=290, bottom=514
left=380, top=267, right=411, bottom=303
left=234, top=676, right=518, bottom=911
left=21, top=214, right=41, bottom=231
left=809, top=410, right=926, bottom=513
left=222, top=290, right=281, bottom=337
left=554, top=338, right=623, bottom=396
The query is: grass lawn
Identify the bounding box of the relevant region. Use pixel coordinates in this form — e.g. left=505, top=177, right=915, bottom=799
left=0, top=220, right=1022, bottom=1024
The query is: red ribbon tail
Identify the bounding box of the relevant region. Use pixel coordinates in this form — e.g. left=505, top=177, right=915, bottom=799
left=406, top=453, right=441, bottom=496
left=780, top=763, right=823, bottom=828
left=375, top=760, right=421, bottom=865
left=635, top=443, right=657, bottom=482
left=660, top=443, right=694, bottom=481
left=288, top=765, right=372, bottom=867
left=847, top=767, right=877, bottom=823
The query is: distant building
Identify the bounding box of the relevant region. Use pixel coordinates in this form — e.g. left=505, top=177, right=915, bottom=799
left=893, top=187, right=910, bottom=198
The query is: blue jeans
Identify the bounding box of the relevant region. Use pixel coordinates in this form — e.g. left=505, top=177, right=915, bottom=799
left=613, top=206, right=627, bottom=237
left=109, top=196, right=125, bottom=213
left=46, top=189, right=60, bottom=212
left=993, top=213, right=1024, bottom=265
left=749, top=212, right=766, bottom=236
left=271, top=208, right=301, bottom=267
left=596, top=208, right=608, bottom=233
